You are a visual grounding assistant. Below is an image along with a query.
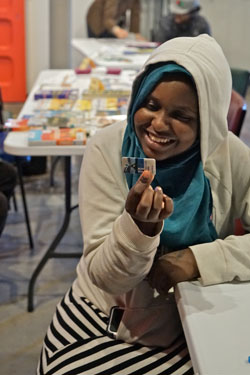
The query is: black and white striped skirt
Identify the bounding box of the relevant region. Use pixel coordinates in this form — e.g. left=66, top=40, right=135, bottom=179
left=37, top=288, right=193, bottom=375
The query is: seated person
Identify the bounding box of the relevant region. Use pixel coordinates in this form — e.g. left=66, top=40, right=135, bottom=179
left=37, top=35, right=250, bottom=375
left=0, top=160, right=17, bottom=236
left=87, top=0, right=143, bottom=39
left=154, top=0, right=211, bottom=43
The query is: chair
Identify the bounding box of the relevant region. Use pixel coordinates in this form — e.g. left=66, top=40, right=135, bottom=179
left=227, top=89, right=248, bottom=235
left=230, top=68, right=250, bottom=98
left=227, top=89, right=247, bottom=137
left=0, top=87, right=34, bottom=248
left=0, top=88, right=4, bottom=125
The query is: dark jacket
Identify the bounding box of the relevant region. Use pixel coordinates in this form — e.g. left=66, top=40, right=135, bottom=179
left=154, top=13, right=211, bottom=43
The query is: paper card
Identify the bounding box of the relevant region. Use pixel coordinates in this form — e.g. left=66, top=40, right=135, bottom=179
left=122, top=157, right=156, bottom=175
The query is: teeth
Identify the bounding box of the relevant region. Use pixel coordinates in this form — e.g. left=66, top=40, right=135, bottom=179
left=149, top=133, right=172, bottom=144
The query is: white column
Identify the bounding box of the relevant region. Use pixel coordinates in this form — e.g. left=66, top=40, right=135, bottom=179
left=25, top=0, right=50, bottom=91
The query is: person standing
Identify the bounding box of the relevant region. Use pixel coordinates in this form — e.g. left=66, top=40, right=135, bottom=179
left=154, top=0, right=211, bottom=43
left=87, top=0, right=143, bottom=39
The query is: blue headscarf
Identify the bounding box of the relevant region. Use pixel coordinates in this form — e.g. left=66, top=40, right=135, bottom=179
left=122, top=63, right=217, bottom=251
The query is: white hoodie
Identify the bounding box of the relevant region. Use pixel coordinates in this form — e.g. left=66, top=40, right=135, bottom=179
left=74, top=35, right=250, bottom=347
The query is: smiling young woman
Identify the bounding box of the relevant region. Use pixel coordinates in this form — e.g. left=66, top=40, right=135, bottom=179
left=37, top=35, right=250, bottom=375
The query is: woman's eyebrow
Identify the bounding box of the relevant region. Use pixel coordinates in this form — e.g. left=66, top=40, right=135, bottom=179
left=146, top=93, right=157, bottom=101
left=175, top=105, right=198, bottom=114
left=145, top=94, right=198, bottom=116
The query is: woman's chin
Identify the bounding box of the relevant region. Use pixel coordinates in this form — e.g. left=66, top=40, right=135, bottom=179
left=142, top=141, right=176, bottom=161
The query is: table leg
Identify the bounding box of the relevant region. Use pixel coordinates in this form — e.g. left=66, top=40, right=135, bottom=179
left=50, top=156, right=62, bottom=186
left=27, top=156, right=81, bottom=312
left=16, top=158, right=34, bottom=250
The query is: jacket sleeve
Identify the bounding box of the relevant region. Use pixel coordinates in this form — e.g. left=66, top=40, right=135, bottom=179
left=103, top=0, right=119, bottom=32
left=190, top=136, right=250, bottom=286
left=78, top=132, right=161, bottom=295
left=129, top=0, right=140, bottom=33
left=198, top=17, right=212, bottom=36
left=154, top=16, right=174, bottom=43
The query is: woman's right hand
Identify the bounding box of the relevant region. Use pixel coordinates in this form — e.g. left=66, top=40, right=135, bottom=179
left=112, top=26, right=129, bottom=39
left=148, top=248, right=200, bottom=295
left=125, top=170, right=173, bottom=236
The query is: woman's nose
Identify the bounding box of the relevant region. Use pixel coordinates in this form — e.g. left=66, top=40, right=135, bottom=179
left=151, top=111, right=170, bottom=131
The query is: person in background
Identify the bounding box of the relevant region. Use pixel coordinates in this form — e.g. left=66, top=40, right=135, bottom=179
left=37, top=34, right=250, bottom=374
left=0, top=160, right=17, bottom=236
left=154, top=0, right=211, bottom=43
left=87, top=0, right=144, bottom=39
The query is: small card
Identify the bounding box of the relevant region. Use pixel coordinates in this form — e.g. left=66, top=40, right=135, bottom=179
left=122, top=157, right=156, bottom=175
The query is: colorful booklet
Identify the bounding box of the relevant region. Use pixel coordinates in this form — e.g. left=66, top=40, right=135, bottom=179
left=28, top=128, right=87, bottom=146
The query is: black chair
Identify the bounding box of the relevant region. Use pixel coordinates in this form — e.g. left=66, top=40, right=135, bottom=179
left=0, top=88, right=4, bottom=125
left=227, top=89, right=247, bottom=137
left=0, top=87, right=34, bottom=249
left=230, top=68, right=250, bottom=98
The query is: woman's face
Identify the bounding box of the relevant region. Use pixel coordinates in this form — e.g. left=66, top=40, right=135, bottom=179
left=134, top=76, right=199, bottom=161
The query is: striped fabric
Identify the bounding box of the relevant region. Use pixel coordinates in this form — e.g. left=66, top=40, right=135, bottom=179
left=38, top=288, right=193, bottom=375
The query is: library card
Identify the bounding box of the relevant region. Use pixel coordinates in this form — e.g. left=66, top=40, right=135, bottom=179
left=122, top=157, right=156, bottom=175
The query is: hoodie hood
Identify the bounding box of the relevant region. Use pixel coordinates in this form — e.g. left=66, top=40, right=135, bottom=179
left=128, top=34, right=232, bottom=165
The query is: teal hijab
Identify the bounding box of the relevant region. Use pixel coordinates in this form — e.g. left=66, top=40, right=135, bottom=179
left=122, top=63, right=218, bottom=251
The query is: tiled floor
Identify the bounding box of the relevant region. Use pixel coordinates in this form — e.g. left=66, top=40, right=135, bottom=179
left=0, top=156, right=83, bottom=374
left=0, top=88, right=250, bottom=375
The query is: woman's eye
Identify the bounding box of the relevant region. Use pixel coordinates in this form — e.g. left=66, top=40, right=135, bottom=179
left=172, top=111, right=192, bottom=122
left=145, top=100, right=158, bottom=111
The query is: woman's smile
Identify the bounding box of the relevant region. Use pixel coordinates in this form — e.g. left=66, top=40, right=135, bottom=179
left=143, top=129, right=177, bottom=156
left=146, top=130, right=176, bottom=145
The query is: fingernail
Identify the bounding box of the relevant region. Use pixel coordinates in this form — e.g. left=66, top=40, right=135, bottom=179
left=140, top=170, right=150, bottom=183
left=155, top=186, right=162, bottom=192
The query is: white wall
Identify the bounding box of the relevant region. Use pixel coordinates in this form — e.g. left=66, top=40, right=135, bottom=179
left=50, top=0, right=72, bottom=69
left=200, top=0, right=250, bottom=70
left=71, top=0, right=93, bottom=68
left=71, top=0, right=93, bottom=38
left=140, top=0, right=169, bottom=40
left=25, top=0, right=50, bottom=92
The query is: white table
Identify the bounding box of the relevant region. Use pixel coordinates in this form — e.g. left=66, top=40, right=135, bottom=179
left=4, top=131, right=85, bottom=156
left=4, top=69, right=87, bottom=156
left=16, top=68, right=135, bottom=119
left=4, top=68, right=135, bottom=311
left=72, top=38, right=158, bottom=70
left=175, top=281, right=250, bottom=375
left=5, top=130, right=85, bottom=312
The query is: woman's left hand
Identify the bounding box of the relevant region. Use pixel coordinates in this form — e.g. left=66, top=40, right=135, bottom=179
left=125, top=170, right=173, bottom=236
left=148, top=248, right=200, bottom=295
